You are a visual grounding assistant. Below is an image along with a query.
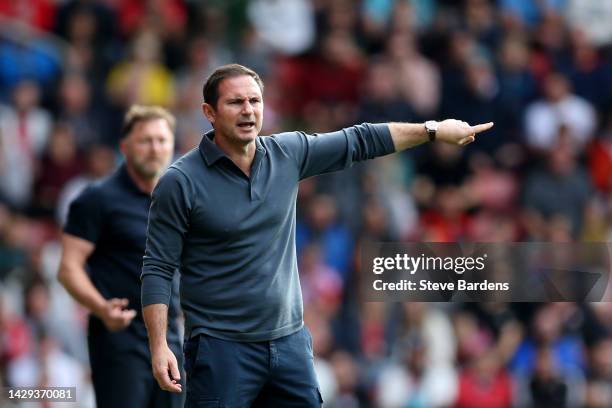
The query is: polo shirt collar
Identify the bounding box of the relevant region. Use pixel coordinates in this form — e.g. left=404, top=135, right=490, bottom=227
left=199, top=130, right=225, bottom=166
left=199, top=130, right=266, bottom=167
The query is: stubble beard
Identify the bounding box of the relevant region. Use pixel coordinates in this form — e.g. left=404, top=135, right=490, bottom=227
left=132, top=158, right=169, bottom=180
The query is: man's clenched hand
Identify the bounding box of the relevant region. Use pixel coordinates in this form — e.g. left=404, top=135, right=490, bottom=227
left=99, top=298, right=136, bottom=332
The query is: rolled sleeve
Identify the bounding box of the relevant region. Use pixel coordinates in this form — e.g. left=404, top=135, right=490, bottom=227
left=273, top=123, right=394, bottom=180
left=141, top=167, right=192, bottom=307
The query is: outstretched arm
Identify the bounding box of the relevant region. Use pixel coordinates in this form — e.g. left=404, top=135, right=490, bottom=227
left=275, top=121, right=494, bottom=180
left=388, top=120, right=494, bottom=151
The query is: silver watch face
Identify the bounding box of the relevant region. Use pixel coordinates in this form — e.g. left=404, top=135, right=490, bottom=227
left=425, top=120, right=439, bottom=132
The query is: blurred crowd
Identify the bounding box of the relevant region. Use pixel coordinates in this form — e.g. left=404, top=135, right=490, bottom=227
left=2, top=0, right=612, bottom=407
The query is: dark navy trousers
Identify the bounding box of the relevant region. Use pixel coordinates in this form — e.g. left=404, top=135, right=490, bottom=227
left=183, top=326, right=323, bottom=407
left=88, top=325, right=184, bottom=408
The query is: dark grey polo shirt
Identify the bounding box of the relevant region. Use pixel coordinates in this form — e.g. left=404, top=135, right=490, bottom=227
left=141, top=123, right=394, bottom=341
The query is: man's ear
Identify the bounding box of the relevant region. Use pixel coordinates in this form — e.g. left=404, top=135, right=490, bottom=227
left=202, top=103, right=215, bottom=124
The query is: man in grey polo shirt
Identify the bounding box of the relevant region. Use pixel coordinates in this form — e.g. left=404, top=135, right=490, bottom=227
left=141, top=64, right=493, bottom=407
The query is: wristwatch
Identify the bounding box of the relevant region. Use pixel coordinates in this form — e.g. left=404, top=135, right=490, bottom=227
left=425, top=120, right=439, bottom=142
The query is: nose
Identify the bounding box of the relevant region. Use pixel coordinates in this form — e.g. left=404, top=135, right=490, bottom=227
left=241, top=100, right=254, bottom=115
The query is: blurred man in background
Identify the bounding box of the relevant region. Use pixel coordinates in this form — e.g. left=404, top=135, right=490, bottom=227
left=58, top=105, right=182, bottom=408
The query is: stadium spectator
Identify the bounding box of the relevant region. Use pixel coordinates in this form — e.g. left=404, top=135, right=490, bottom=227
left=0, top=80, right=52, bottom=209
left=523, top=132, right=592, bottom=236
left=524, top=72, right=596, bottom=152
left=106, top=30, right=175, bottom=109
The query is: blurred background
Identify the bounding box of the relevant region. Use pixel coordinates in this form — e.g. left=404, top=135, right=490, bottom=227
left=1, top=0, right=612, bottom=407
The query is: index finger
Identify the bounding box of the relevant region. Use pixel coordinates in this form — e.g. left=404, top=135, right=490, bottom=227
left=471, top=122, right=494, bottom=134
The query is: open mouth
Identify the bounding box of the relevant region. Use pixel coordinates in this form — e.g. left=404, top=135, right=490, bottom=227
left=237, top=121, right=255, bottom=130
